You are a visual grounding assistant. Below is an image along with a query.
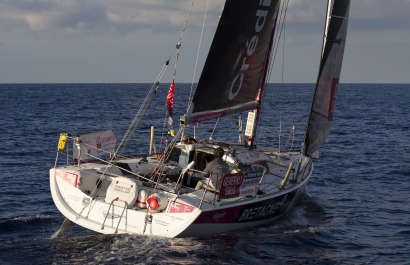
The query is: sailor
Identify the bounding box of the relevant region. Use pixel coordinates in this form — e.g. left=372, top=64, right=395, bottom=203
left=190, top=146, right=230, bottom=191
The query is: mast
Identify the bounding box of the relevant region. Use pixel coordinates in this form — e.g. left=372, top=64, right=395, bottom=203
left=246, top=10, right=279, bottom=147
left=322, top=0, right=333, bottom=58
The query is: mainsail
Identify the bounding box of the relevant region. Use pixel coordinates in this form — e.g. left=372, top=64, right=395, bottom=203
left=185, top=0, right=281, bottom=124
left=304, top=0, right=351, bottom=158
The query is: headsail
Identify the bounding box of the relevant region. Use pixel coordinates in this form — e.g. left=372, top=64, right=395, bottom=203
left=304, top=0, right=351, bottom=158
left=185, top=0, right=281, bottom=124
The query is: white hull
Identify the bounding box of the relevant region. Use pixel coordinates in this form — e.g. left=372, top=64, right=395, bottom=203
left=50, top=144, right=312, bottom=238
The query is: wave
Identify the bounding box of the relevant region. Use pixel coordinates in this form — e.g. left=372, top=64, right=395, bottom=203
left=0, top=215, right=56, bottom=234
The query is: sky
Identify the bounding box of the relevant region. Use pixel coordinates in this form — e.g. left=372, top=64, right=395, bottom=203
left=0, top=0, right=409, bottom=84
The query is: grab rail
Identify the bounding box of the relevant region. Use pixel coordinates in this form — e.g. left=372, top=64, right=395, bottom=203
left=101, top=197, right=129, bottom=234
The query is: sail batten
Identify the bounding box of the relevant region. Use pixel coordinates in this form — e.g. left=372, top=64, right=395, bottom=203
left=304, top=0, right=351, bottom=158
left=185, top=0, right=281, bottom=125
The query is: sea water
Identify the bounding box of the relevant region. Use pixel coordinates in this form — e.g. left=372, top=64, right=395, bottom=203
left=0, top=83, right=409, bottom=264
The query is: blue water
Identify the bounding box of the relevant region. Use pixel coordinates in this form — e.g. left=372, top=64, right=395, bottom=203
left=0, top=83, right=409, bottom=264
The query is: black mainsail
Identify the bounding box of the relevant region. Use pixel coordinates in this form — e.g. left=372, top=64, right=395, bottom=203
left=304, top=0, right=351, bottom=158
left=185, top=0, right=281, bottom=124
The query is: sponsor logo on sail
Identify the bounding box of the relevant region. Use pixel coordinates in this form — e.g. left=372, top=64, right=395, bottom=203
left=229, top=0, right=274, bottom=101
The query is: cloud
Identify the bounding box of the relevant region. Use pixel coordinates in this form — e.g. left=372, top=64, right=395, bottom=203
left=0, top=0, right=408, bottom=83
left=0, top=0, right=224, bottom=34
left=289, top=0, right=409, bottom=31
left=350, top=0, right=410, bottom=32
left=1, top=0, right=409, bottom=34
left=0, top=0, right=108, bottom=32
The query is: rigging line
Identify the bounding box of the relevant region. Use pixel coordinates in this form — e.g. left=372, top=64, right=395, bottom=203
left=157, top=1, right=196, bottom=150
left=116, top=2, right=197, bottom=157
left=264, top=0, right=289, bottom=151
left=281, top=6, right=286, bottom=85
left=162, top=0, right=196, bottom=74
left=159, top=108, right=170, bottom=151
left=267, top=0, right=289, bottom=83
left=186, top=0, right=211, bottom=114
left=173, top=44, right=181, bottom=78
left=179, top=0, right=195, bottom=45
left=277, top=0, right=298, bottom=152
left=209, top=118, right=219, bottom=140
left=280, top=1, right=294, bottom=151
left=172, top=0, right=195, bottom=78
left=149, top=127, right=184, bottom=188
left=116, top=61, right=172, bottom=157
left=279, top=5, right=297, bottom=152
left=164, top=47, right=180, bottom=151
left=76, top=3, right=198, bottom=214
left=115, top=81, right=160, bottom=156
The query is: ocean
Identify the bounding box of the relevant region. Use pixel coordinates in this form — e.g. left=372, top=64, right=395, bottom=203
left=0, top=83, right=409, bottom=265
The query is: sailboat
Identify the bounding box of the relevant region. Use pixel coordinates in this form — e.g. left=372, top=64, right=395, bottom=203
left=50, top=0, right=350, bottom=238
